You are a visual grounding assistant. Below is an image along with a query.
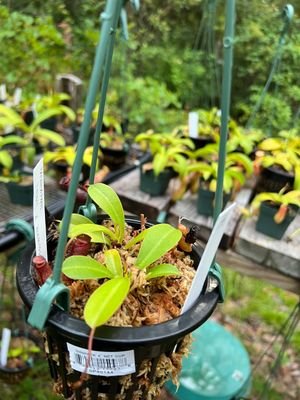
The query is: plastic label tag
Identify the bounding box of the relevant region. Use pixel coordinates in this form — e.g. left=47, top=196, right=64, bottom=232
left=0, top=84, right=6, bottom=101
left=33, top=158, right=48, bottom=261
left=181, top=202, right=237, bottom=313
left=67, top=343, right=136, bottom=376
left=0, top=328, right=11, bottom=366
left=188, top=111, right=199, bottom=138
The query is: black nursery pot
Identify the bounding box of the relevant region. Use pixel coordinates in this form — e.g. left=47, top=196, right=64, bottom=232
left=16, top=218, right=219, bottom=400
left=100, top=143, right=129, bottom=170
left=256, top=202, right=297, bottom=240
left=6, top=177, right=34, bottom=207
left=255, top=166, right=295, bottom=194
left=197, top=187, right=230, bottom=217
left=0, top=329, right=41, bottom=384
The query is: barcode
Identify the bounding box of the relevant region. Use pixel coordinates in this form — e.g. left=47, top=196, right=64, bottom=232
left=74, top=353, right=129, bottom=370
left=67, top=343, right=136, bottom=377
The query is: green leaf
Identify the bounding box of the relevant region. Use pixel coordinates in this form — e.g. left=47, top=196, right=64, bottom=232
left=84, top=277, right=131, bottom=328
left=104, top=249, right=123, bottom=277
left=31, top=108, right=62, bottom=130
left=88, top=183, right=125, bottom=242
left=124, top=229, right=147, bottom=249
left=62, top=256, right=113, bottom=280
left=146, top=263, right=180, bottom=279
left=0, top=150, right=13, bottom=169
left=153, top=149, right=167, bottom=176
left=68, top=223, right=117, bottom=242
left=33, top=128, right=65, bottom=146
left=136, top=224, right=182, bottom=269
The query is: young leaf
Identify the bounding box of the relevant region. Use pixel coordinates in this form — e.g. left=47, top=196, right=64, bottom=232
left=135, top=224, right=182, bottom=270
left=69, top=223, right=117, bottom=242
left=84, top=277, right=131, bottom=328
left=88, top=183, right=125, bottom=242
left=124, top=229, right=148, bottom=249
left=104, top=249, right=123, bottom=277
left=62, top=256, right=113, bottom=279
left=146, top=263, right=180, bottom=280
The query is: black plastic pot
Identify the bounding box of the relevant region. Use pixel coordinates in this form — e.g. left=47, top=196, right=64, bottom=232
left=255, top=166, right=295, bottom=194
left=6, top=176, right=34, bottom=206
left=197, top=187, right=230, bottom=217
left=100, top=143, right=129, bottom=171
left=190, top=136, right=215, bottom=150
left=0, top=329, right=41, bottom=384
left=139, top=167, right=174, bottom=196
left=16, top=218, right=219, bottom=400
left=256, top=202, right=298, bottom=240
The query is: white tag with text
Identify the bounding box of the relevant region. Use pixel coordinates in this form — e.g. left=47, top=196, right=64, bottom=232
left=33, top=158, right=48, bottom=260
left=67, top=343, right=136, bottom=376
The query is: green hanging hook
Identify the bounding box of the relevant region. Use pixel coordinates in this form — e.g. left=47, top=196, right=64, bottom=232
left=28, top=0, right=124, bottom=330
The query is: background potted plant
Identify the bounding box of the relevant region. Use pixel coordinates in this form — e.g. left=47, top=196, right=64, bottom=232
left=171, top=144, right=253, bottom=216
left=17, top=183, right=219, bottom=400
left=254, top=129, right=300, bottom=193
left=99, top=114, right=130, bottom=170
left=135, top=130, right=194, bottom=196
left=0, top=329, right=41, bottom=384
left=250, top=187, right=300, bottom=240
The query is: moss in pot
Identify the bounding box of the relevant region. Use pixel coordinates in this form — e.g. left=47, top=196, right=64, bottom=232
left=17, top=183, right=219, bottom=400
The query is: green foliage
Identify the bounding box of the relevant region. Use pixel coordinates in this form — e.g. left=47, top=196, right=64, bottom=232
left=0, top=5, right=67, bottom=94
left=61, top=183, right=182, bottom=328
left=84, top=277, right=131, bottom=329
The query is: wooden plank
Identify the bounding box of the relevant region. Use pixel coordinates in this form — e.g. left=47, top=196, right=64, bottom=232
left=234, top=214, right=300, bottom=279
left=216, top=248, right=300, bottom=295
left=168, top=188, right=253, bottom=249
left=110, top=169, right=173, bottom=221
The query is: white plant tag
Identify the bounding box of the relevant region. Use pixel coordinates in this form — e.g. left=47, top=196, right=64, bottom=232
left=33, top=158, right=48, bottom=260
left=67, top=343, right=136, bottom=376
left=0, top=328, right=11, bottom=366
left=13, top=88, right=22, bottom=105
left=188, top=111, right=199, bottom=138
left=181, top=202, right=237, bottom=314
left=0, top=84, right=7, bottom=101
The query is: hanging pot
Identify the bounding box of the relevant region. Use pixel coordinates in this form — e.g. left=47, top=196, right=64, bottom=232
left=255, top=202, right=298, bottom=240
left=16, top=217, right=219, bottom=400
left=197, top=187, right=230, bottom=217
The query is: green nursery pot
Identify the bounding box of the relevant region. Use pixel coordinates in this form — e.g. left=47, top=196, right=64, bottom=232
left=6, top=176, right=34, bottom=207
left=256, top=202, right=297, bottom=240
left=139, top=167, right=173, bottom=196
left=197, top=188, right=230, bottom=217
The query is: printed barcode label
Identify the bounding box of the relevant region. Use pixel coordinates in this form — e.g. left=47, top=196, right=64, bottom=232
left=67, top=343, right=136, bottom=376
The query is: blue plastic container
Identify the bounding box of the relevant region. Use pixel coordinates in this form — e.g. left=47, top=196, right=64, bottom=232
left=166, top=320, right=251, bottom=400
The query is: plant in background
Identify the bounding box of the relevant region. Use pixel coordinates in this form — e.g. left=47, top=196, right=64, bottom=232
left=0, top=135, right=28, bottom=173
left=254, top=130, right=300, bottom=189
left=250, top=187, right=300, bottom=224
left=171, top=148, right=253, bottom=201
left=0, top=104, right=66, bottom=165
left=227, top=123, right=264, bottom=154
left=135, top=130, right=195, bottom=176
